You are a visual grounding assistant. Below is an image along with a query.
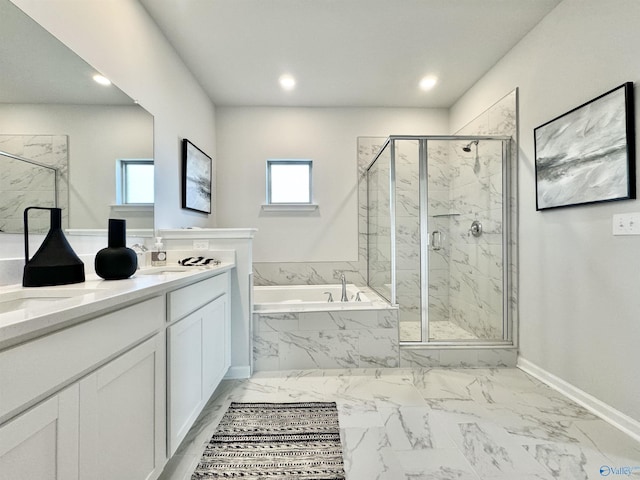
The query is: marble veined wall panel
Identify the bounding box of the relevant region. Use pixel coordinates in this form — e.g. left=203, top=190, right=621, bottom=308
left=449, top=90, right=517, bottom=340
left=426, top=141, right=453, bottom=328
left=394, top=140, right=421, bottom=330
left=0, top=135, right=69, bottom=234
left=253, top=305, right=399, bottom=371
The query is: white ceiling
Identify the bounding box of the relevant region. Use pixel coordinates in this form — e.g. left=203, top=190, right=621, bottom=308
left=140, top=0, right=561, bottom=108
left=0, top=0, right=134, bottom=105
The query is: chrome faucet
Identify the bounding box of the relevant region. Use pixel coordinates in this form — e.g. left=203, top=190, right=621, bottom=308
left=340, top=273, right=348, bottom=302
left=131, top=244, right=148, bottom=269
left=131, top=243, right=148, bottom=252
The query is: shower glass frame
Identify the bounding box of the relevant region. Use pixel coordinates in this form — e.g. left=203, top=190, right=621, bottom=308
left=366, top=135, right=513, bottom=345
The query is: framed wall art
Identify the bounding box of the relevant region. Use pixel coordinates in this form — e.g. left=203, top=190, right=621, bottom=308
left=181, top=139, right=212, bottom=214
left=534, top=82, right=635, bottom=210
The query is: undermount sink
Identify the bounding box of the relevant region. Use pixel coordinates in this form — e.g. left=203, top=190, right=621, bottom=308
left=136, top=266, right=198, bottom=276
left=0, top=288, right=102, bottom=314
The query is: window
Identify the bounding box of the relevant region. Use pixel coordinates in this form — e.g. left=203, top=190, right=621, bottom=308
left=117, top=159, right=154, bottom=204
left=266, top=159, right=312, bottom=204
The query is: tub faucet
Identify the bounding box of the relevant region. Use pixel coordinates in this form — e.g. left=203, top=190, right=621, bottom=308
left=340, top=273, right=348, bottom=302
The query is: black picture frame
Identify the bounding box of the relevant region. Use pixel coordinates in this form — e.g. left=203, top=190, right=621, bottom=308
left=534, top=82, right=635, bottom=210
left=181, top=139, right=212, bottom=214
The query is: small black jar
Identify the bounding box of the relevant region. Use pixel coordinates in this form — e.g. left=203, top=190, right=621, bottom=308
left=95, top=219, right=137, bottom=280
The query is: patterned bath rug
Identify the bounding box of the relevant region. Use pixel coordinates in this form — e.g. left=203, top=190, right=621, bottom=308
left=191, top=401, right=346, bottom=479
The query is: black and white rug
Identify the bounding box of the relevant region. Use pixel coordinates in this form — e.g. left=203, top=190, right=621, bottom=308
left=191, top=402, right=346, bottom=479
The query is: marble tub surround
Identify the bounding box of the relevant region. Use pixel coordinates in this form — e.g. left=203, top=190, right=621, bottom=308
left=253, top=287, right=399, bottom=371
left=253, top=262, right=366, bottom=288
left=158, top=367, right=640, bottom=480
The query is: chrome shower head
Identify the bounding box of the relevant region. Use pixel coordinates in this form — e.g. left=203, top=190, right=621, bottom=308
left=462, top=140, right=479, bottom=152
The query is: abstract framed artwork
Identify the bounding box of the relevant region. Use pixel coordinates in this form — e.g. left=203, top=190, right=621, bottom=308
left=534, top=82, right=635, bottom=210
left=181, top=139, right=212, bottom=214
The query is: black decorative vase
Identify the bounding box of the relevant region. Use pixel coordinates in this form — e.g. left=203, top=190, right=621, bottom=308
left=95, top=219, right=137, bottom=280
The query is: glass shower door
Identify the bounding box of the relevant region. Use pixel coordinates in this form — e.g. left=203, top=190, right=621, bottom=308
left=367, top=136, right=511, bottom=344
left=425, top=138, right=506, bottom=342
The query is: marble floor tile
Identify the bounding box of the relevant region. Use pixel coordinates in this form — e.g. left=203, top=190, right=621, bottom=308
left=522, top=442, right=615, bottom=480
left=395, top=448, right=481, bottom=480
left=572, top=419, right=640, bottom=465
left=378, top=405, right=456, bottom=450
left=337, top=402, right=385, bottom=428
left=450, top=422, right=551, bottom=477
left=158, top=367, right=640, bottom=480
left=340, top=426, right=406, bottom=480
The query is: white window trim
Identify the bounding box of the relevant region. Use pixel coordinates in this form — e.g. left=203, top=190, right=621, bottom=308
left=265, top=159, right=314, bottom=205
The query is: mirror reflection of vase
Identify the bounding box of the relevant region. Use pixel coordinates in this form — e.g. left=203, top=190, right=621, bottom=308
left=95, top=219, right=138, bottom=280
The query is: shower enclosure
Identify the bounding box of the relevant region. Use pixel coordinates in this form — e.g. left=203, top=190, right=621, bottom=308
left=367, top=136, right=513, bottom=344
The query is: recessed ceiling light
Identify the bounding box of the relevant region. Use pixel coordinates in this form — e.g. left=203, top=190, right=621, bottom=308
left=93, top=74, right=112, bottom=86
left=279, top=74, right=296, bottom=91
left=419, top=76, right=438, bottom=91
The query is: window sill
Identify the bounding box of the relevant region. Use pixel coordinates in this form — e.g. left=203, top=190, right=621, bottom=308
left=261, top=203, right=319, bottom=212
left=110, top=204, right=154, bottom=213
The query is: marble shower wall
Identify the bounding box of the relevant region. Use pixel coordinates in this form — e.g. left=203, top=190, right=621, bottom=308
left=426, top=141, right=453, bottom=326
left=448, top=90, right=517, bottom=339
left=0, top=135, right=69, bottom=234
left=366, top=142, right=392, bottom=301
left=394, top=140, right=421, bottom=327
left=446, top=140, right=504, bottom=338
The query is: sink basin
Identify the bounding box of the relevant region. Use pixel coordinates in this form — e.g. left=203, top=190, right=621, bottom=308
left=0, top=288, right=102, bottom=314
left=136, top=266, right=197, bottom=276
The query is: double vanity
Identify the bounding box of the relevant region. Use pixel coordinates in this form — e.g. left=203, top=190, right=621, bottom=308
left=0, top=254, right=236, bottom=480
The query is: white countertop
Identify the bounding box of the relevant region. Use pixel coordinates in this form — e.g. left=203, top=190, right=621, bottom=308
left=0, top=260, right=235, bottom=349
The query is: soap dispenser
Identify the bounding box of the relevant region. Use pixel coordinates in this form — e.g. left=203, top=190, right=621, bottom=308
left=23, top=207, right=85, bottom=287
left=151, top=237, right=167, bottom=266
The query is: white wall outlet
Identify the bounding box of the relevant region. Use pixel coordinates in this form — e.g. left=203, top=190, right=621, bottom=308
left=613, top=213, right=640, bottom=235
left=193, top=240, right=209, bottom=250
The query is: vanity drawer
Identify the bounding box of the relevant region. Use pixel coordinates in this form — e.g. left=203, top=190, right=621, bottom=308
left=167, top=271, right=229, bottom=323
left=0, top=296, right=164, bottom=422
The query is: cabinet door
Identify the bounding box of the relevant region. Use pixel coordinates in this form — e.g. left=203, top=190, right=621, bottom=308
left=79, top=334, right=165, bottom=480
left=167, top=309, right=204, bottom=455
left=0, top=385, right=79, bottom=480
left=202, top=295, right=229, bottom=399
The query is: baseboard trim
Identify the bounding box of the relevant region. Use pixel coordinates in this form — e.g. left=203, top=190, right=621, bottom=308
left=517, top=357, right=640, bottom=443
left=225, top=365, right=251, bottom=380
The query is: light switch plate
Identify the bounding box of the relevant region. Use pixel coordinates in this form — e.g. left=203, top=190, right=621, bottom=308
left=613, top=213, right=640, bottom=235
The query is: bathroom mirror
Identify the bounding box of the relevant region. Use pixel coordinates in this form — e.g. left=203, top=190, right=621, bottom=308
left=0, top=0, right=154, bottom=235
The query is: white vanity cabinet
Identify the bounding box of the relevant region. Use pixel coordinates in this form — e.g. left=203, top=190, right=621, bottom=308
left=78, top=334, right=165, bottom=480
left=0, top=263, right=236, bottom=480
left=0, top=296, right=166, bottom=480
left=167, top=272, right=230, bottom=456
left=0, top=385, right=79, bottom=480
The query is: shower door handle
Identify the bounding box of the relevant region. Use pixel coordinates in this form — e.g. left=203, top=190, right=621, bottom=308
left=430, top=230, right=442, bottom=251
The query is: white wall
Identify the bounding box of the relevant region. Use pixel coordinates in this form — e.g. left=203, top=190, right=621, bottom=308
left=10, top=0, right=217, bottom=230
left=216, top=107, right=448, bottom=262
left=451, top=0, right=640, bottom=421
left=0, top=104, right=152, bottom=229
